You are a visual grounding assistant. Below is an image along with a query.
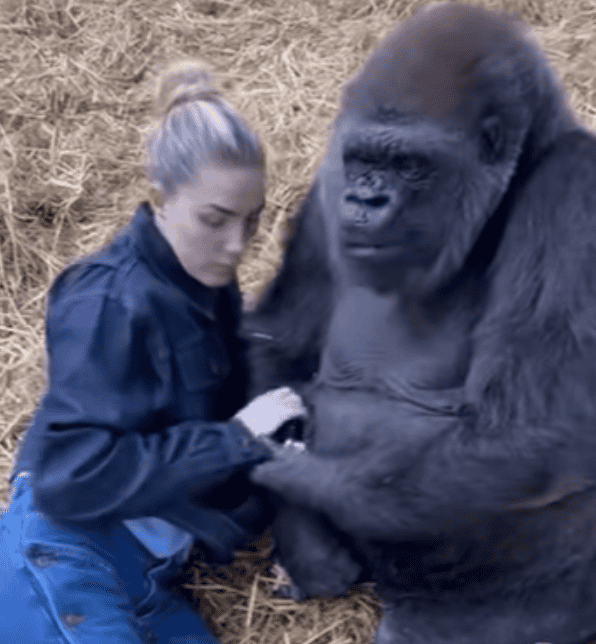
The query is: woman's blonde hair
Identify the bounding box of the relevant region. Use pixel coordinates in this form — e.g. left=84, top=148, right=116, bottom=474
left=145, top=59, right=265, bottom=203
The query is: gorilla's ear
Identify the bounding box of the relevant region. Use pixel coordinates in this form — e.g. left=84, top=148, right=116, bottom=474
left=479, top=114, right=504, bottom=163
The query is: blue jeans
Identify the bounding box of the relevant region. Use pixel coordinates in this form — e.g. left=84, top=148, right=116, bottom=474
left=0, top=472, right=219, bottom=644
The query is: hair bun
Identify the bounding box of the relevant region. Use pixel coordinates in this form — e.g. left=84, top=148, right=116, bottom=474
left=154, top=59, right=221, bottom=117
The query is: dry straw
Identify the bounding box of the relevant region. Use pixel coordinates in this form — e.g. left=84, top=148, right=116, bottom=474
left=1, top=0, right=596, bottom=642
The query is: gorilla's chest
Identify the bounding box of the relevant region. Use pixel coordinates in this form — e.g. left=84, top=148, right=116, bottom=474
left=320, top=287, right=471, bottom=392
left=310, top=287, right=472, bottom=454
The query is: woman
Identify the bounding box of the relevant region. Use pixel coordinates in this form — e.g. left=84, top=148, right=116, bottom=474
left=0, top=60, right=304, bottom=644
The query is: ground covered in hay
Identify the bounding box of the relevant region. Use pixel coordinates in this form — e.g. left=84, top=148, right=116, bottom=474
left=1, top=0, right=596, bottom=642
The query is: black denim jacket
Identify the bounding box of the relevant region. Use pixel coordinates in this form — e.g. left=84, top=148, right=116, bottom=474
left=11, top=202, right=273, bottom=562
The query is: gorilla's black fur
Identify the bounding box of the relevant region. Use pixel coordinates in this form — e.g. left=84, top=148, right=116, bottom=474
left=245, top=4, right=596, bottom=643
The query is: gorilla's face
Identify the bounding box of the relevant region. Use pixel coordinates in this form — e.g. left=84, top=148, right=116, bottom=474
left=318, top=108, right=516, bottom=294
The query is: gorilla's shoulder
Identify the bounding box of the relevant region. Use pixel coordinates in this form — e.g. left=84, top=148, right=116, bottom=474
left=543, top=129, right=596, bottom=162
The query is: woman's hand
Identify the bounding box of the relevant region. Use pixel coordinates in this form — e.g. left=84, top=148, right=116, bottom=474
left=234, top=386, right=307, bottom=437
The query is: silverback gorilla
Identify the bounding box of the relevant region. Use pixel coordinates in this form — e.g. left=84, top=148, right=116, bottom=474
left=244, top=4, right=596, bottom=643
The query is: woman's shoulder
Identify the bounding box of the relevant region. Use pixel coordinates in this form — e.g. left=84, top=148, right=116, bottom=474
left=48, top=238, right=137, bottom=305
left=44, top=253, right=172, bottom=364
left=46, top=225, right=168, bottom=327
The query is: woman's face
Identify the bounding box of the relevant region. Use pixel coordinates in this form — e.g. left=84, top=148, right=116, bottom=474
left=155, top=164, right=265, bottom=287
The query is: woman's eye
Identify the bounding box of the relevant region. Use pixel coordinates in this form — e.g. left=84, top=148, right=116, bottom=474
left=200, top=213, right=227, bottom=228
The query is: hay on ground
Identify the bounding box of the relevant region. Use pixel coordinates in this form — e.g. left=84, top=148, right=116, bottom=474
left=1, top=0, right=596, bottom=642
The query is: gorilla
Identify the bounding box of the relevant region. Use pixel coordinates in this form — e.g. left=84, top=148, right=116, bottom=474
left=244, top=4, right=596, bottom=643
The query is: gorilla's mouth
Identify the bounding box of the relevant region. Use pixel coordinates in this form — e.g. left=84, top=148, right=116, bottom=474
left=343, top=242, right=403, bottom=260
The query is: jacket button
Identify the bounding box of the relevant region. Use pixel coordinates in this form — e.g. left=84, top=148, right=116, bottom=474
left=61, top=612, right=86, bottom=627
left=210, top=359, right=219, bottom=374
left=144, top=629, right=159, bottom=643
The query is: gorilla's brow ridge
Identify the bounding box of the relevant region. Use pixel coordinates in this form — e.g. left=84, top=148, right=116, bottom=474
left=342, top=125, right=465, bottom=163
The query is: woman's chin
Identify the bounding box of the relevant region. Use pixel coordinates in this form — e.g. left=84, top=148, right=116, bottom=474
left=189, top=266, right=235, bottom=287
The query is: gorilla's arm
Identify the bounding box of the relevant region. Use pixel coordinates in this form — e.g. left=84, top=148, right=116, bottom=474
left=251, top=369, right=596, bottom=542
left=242, top=184, right=335, bottom=395
left=250, top=140, right=596, bottom=540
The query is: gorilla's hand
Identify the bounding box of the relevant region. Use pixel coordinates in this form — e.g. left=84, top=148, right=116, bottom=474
left=249, top=443, right=339, bottom=509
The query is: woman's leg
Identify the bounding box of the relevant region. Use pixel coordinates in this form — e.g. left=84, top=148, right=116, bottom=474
left=125, top=540, right=218, bottom=644
left=0, top=472, right=146, bottom=643
left=0, top=472, right=218, bottom=644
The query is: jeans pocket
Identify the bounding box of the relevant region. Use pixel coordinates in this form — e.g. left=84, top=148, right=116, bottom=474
left=22, top=540, right=142, bottom=642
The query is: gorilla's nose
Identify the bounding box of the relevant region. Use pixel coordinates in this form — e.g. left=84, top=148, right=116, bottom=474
left=341, top=188, right=396, bottom=230
left=348, top=171, right=388, bottom=203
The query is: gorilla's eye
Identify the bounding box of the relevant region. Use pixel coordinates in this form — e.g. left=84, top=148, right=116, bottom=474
left=393, top=155, right=433, bottom=183
left=345, top=158, right=378, bottom=183
left=343, top=143, right=386, bottom=171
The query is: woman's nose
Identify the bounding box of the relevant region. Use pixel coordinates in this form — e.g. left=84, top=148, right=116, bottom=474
left=223, top=221, right=245, bottom=255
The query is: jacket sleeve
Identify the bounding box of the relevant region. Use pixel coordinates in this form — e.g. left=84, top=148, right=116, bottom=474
left=29, top=291, right=272, bottom=525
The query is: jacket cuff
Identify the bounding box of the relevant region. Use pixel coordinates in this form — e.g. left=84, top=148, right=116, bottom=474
left=226, top=418, right=273, bottom=466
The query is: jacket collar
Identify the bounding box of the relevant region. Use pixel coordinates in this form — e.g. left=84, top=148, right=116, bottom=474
left=129, top=202, right=219, bottom=321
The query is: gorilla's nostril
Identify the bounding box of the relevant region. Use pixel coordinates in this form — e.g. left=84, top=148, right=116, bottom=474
left=365, top=195, right=389, bottom=208
left=345, top=194, right=389, bottom=209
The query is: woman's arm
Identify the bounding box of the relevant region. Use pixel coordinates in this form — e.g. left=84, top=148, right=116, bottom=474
left=27, top=291, right=271, bottom=526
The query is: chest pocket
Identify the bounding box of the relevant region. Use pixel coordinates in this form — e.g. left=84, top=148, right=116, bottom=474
left=174, top=331, right=231, bottom=392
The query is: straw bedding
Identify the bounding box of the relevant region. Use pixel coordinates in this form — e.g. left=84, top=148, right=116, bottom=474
left=1, top=0, right=596, bottom=641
